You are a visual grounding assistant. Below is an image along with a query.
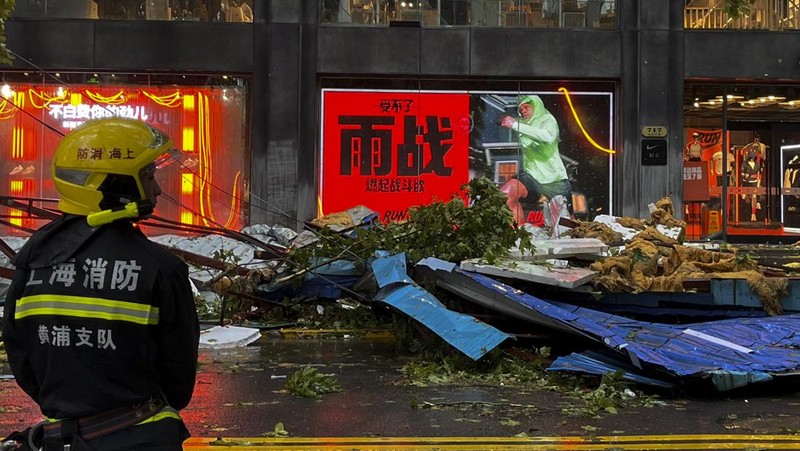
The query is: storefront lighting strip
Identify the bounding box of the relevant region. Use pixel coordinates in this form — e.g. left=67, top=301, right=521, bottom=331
left=180, top=210, right=194, bottom=225
left=183, top=127, right=195, bottom=152
left=558, top=87, right=615, bottom=154
left=181, top=173, right=195, bottom=195
left=223, top=171, right=243, bottom=230
left=12, top=125, right=22, bottom=159
left=9, top=180, right=23, bottom=226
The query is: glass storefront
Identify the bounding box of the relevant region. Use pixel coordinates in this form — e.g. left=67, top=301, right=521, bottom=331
left=0, top=72, right=250, bottom=235
left=683, top=83, right=800, bottom=240
left=319, top=80, right=615, bottom=224
left=13, top=0, right=254, bottom=22
left=320, top=0, right=616, bottom=29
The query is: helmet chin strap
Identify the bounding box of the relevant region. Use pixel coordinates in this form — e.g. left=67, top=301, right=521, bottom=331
left=86, top=199, right=154, bottom=227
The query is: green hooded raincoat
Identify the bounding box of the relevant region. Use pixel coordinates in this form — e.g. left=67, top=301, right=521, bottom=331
left=513, top=95, right=568, bottom=185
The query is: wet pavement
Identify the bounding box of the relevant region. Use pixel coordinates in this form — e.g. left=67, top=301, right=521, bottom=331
left=3, top=336, right=800, bottom=449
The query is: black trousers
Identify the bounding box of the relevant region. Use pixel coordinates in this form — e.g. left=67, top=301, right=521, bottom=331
left=517, top=171, right=574, bottom=214
left=42, top=419, right=189, bottom=451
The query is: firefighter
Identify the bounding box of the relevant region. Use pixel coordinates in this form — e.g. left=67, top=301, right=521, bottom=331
left=2, top=117, right=200, bottom=451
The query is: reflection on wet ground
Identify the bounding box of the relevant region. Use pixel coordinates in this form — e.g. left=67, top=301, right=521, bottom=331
left=186, top=338, right=550, bottom=438
left=3, top=337, right=800, bottom=441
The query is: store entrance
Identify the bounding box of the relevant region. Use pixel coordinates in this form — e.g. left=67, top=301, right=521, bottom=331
left=684, top=83, right=800, bottom=242
left=724, top=122, right=800, bottom=238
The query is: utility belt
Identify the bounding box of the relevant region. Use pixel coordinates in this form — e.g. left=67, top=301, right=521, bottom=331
left=2, top=397, right=167, bottom=450
left=42, top=396, right=167, bottom=442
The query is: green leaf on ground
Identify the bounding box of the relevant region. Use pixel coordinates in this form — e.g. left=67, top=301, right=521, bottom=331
left=284, top=366, right=342, bottom=398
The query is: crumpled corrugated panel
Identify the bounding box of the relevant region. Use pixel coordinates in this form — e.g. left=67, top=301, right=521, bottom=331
left=419, top=258, right=800, bottom=390
left=372, top=253, right=512, bottom=361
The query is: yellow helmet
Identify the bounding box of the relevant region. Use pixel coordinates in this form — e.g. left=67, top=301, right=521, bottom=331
left=52, top=117, right=178, bottom=216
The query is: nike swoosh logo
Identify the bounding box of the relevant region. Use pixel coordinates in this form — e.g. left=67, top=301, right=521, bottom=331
left=646, top=144, right=659, bottom=150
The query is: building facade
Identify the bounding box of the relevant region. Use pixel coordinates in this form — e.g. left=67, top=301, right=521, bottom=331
left=3, top=1, right=800, bottom=240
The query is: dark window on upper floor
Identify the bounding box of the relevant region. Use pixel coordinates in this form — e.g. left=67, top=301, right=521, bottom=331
left=12, top=0, right=254, bottom=22
left=320, top=0, right=616, bottom=29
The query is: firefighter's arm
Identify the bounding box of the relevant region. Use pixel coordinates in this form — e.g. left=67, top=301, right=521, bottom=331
left=155, top=262, right=199, bottom=410
left=2, top=269, right=41, bottom=401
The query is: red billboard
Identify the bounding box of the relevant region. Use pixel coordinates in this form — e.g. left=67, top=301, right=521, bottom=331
left=321, top=91, right=470, bottom=221
left=321, top=89, right=614, bottom=224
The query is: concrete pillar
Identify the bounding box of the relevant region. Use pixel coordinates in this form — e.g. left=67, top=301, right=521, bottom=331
left=251, top=1, right=318, bottom=228
left=619, top=0, right=685, bottom=218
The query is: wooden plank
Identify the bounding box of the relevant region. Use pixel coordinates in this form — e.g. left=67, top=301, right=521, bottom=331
left=510, top=238, right=609, bottom=261
left=460, top=258, right=597, bottom=289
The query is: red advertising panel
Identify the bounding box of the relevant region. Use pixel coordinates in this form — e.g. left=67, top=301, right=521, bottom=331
left=683, top=160, right=711, bottom=202
left=322, top=88, right=615, bottom=224
left=687, top=128, right=730, bottom=163
left=321, top=91, right=470, bottom=221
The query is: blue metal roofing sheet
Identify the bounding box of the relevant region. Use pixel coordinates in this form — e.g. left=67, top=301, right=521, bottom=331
left=415, top=258, right=800, bottom=390
left=372, top=254, right=511, bottom=361
left=548, top=351, right=676, bottom=388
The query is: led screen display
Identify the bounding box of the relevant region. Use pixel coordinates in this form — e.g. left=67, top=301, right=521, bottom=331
left=321, top=88, right=614, bottom=224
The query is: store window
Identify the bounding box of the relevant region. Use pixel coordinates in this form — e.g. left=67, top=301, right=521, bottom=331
left=319, top=81, right=615, bottom=225
left=0, top=72, right=249, bottom=235
left=684, top=0, right=800, bottom=31
left=683, top=83, right=800, bottom=241
left=320, top=0, right=616, bottom=29
left=13, top=0, right=254, bottom=22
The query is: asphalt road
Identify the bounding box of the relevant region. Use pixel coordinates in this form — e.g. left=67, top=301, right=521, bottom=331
left=3, top=337, right=800, bottom=450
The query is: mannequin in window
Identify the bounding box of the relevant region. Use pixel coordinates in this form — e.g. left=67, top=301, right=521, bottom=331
left=742, top=133, right=767, bottom=160
left=712, top=148, right=735, bottom=222
left=684, top=132, right=702, bottom=161
left=712, top=148, right=735, bottom=186
left=740, top=150, right=762, bottom=221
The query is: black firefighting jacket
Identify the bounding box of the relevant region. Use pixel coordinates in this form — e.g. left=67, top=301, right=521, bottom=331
left=2, top=215, right=199, bottom=419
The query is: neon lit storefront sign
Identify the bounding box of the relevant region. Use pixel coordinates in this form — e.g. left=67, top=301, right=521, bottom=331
left=0, top=84, right=248, bottom=233
left=47, top=104, right=150, bottom=129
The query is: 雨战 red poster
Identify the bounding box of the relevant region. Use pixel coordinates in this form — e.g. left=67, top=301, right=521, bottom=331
left=321, top=90, right=470, bottom=222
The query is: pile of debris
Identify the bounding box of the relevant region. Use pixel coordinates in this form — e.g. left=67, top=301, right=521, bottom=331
left=3, top=182, right=800, bottom=392
left=573, top=197, right=789, bottom=316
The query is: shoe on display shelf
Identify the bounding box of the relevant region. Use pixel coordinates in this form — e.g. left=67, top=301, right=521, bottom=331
left=8, top=164, right=23, bottom=176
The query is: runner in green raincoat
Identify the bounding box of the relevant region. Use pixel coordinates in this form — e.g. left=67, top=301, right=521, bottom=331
left=500, top=94, right=573, bottom=221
